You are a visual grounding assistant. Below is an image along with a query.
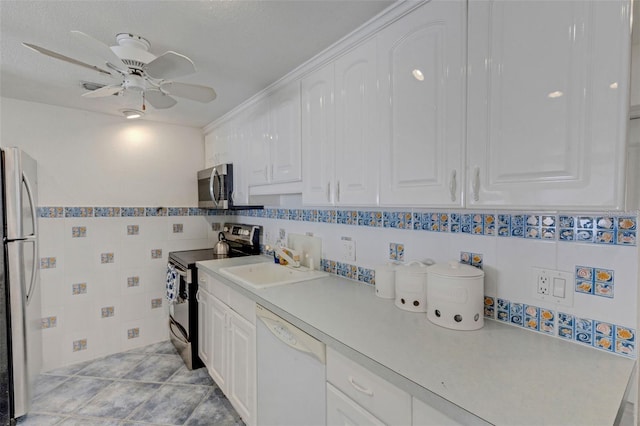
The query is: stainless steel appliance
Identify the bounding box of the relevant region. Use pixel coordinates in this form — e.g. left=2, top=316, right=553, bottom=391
left=197, top=163, right=262, bottom=210
left=0, top=147, right=42, bottom=424
left=167, top=223, right=261, bottom=369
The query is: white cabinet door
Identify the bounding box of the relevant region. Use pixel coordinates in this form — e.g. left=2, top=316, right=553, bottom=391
left=467, top=0, right=631, bottom=210
left=228, top=310, right=256, bottom=426
left=378, top=0, right=466, bottom=207
left=209, top=295, right=228, bottom=392
left=196, top=289, right=211, bottom=368
left=334, top=37, right=379, bottom=206
left=326, top=383, right=386, bottom=426
left=247, top=103, right=271, bottom=186
left=270, top=82, right=302, bottom=184
left=230, top=114, right=251, bottom=205
left=302, top=38, right=379, bottom=206
left=302, top=62, right=335, bottom=205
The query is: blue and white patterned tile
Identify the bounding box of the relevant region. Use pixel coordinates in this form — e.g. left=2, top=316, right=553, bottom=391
left=357, top=267, right=375, bottom=285
left=145, top=207, right=167, bottom=217
left=168, top=208, right=190, bottom=216
left=65, top=207, right=93, bottom=218
left=614, top=325, right=636, bottom=357
left=121, top=207, right=146, bottom=217
left=38, top=207, right=65, bottom=218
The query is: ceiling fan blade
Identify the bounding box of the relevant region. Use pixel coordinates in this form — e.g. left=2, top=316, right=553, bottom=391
left=145, top=90, right=178, bottom=109
left=22, top=42, right=112, bottom=76
left=160, top=82, right=217, bottom=103
left=81, top=84, right=123, bottom=98
left=145, top=51, right=196, bottom=80
left=70, top=30, right=129, bottom=73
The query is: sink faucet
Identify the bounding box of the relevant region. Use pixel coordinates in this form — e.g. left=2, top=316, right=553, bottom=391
left=267, top=240, right=301, bottom=268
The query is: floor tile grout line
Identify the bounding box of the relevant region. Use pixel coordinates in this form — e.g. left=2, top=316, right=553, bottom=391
left=180, top=386, right=216, bottom=426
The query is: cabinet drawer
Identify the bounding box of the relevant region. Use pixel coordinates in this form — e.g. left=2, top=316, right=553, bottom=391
left=327, top=383, right=385, bottom=426
left=327, top=347, right=411, bottom=426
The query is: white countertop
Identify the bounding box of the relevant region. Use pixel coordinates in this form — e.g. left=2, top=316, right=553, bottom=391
left=197, top=255, right=635, bottom=426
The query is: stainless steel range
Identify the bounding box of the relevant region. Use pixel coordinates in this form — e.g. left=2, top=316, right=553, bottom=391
left=167, top=223, right=261, bottom=369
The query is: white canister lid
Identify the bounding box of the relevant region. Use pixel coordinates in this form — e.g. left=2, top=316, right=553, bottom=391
left=428, top=261, right=484, bottom=278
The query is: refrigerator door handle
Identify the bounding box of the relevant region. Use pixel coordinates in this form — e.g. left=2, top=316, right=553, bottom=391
left=22, top=173, right=38, bottom=305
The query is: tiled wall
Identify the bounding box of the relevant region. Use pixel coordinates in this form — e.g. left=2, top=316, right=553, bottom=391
left=37, top=207, right=217, bottom=371
left=222, top=207, right=638, bottom=359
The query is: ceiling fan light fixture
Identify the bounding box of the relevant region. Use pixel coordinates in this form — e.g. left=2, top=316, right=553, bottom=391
left=121, top=109, right=144, bottom=120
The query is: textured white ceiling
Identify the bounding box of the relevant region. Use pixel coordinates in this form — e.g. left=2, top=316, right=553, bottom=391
left=0, top=0, right=393, bottom=128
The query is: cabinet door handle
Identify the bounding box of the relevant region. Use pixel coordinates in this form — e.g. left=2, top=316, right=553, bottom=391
left=327, top=182, right=331, bottom=202
left=472, top=166, right=480, bottom=202
left=449, top=170, right=457, bottom=202
left=336, top=181, right=341, bottom=203
left=348, top=376, right=374, bottom=396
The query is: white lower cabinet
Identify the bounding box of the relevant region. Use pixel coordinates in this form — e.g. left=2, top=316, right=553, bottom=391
left=327, top=383, right=386, bottom=426
left=196, top=271, right=256, bottom=426
left=326, top=347, right=411, bottom=426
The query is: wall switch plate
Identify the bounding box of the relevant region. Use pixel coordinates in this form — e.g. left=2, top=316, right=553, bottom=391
left=341, top=237, right=356, bottom=262
left=531, top=267, right=573, bottom=307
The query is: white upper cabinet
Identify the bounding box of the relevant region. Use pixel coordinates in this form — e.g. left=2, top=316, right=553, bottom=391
left=466, top=0, right=631, bottom=210
left=378, top=0, right=467, bottom=207
left=302, top=37, right=379, bottom=206
left=248, top=82, right=302, bottom=187
left=302, top=62, right=335, bottom=205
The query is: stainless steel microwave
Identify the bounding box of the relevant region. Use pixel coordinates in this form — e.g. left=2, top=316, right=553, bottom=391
left=197, top=163, right=262, bottom=210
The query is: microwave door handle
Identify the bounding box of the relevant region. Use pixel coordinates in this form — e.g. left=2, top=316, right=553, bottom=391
left=209, top=167, right=220, bottom=208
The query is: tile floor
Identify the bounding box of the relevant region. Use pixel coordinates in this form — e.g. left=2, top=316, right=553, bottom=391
left=17, top=341, right=244, bottom=426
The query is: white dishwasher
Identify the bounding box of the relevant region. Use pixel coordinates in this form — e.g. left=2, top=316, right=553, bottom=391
left=256, top=304, right=326, bottom=426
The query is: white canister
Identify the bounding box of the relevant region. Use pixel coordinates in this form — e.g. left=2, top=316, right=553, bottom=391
left=394, top=261, right=431, bottom=312
left=374, top=263, right=397, bottom=299
left=426, top=261, right=485, bottom=330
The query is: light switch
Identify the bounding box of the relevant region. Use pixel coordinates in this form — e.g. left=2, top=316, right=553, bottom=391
left=552, top=277, right=566, bottom=298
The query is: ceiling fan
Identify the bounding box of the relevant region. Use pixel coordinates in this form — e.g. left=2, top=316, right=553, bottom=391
left=22, top=31, right=217, bottom=111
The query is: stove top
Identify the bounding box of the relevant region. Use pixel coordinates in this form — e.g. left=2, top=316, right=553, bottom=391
left=168, top=223, right=261, bottom=270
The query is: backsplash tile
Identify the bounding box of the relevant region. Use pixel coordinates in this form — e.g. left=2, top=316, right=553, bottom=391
left=121, top=208, right=146, bottom=217
left=41, top=316, right=57, bottom=329
left=389, top=243, right=404, bottom=262
left=65, top=207, right=93, bottom=218
left=72, top=283, right=87, bottom=295
left=151, top=298, right=162, bottom=309
left=100, top=253, right=114, bottom=264
left=40, top=257, right=56, bottom=269
left=127, top=328, right=140, bottom=339
left=94, top=207, right=120, bottom=217
left=151, top=249, right=162, bottom=259
left=172, top=223, right=184, bottom=233
left=72, top=226, right=87, bottom=238
left=575, top=266, right=614, bottom=298
left=127, top=225, right=139, bottom=236
left=73, top=339, right=87, bottom=352
left=101, top=307, right=115, bottom=318
left=127, top=276, right=140, bottom=287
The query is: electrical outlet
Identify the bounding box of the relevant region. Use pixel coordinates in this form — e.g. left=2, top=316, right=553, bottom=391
left=531, top=267, right=574, bottom=307
left=341, top=237, right=356, bottom=262
left=537, top=274, right=550, bottom=295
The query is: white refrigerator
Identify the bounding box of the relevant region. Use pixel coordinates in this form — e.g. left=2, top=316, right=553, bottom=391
left=0, top=147, right=42, bottom=423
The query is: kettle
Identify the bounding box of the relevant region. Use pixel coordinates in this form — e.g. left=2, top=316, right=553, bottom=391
left=213, top=232, right=230, bottom=257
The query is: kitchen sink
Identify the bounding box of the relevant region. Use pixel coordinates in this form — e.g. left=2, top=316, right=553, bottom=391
left=218, top=262, right=326, bottom=289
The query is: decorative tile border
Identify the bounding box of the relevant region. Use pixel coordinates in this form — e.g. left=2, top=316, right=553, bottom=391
left=38, top=206, right=637, bottom=247
left=492, top=297, right=635, bottom=358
